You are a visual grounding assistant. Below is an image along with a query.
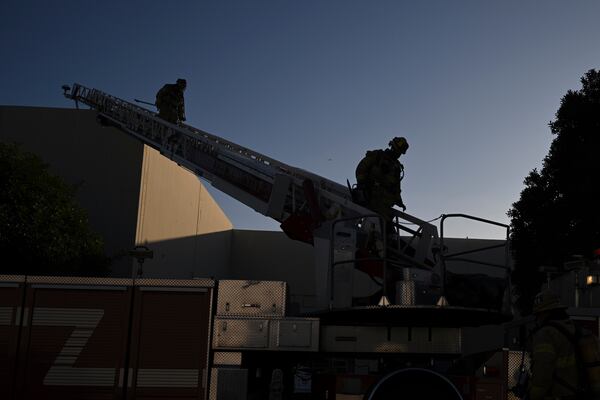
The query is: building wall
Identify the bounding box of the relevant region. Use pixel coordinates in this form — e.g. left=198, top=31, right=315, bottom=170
left=229, top=230, right=316, bottom=313
left=135, top=145, right=232, bottom=244
left=134, top=145, right=232, bottom=278
left=0, top=106, right=143, bottom=274
left=0, top=106, right=232, bottom=277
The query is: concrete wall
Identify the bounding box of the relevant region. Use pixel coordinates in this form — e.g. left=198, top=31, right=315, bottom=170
left=229, top=230, right=316, bottom=313
left=0, top=106, right=143, bottom=274
left=134, top=145, right=232, bottom=278
left=140, top=231, right=233, bottom=279
left=0, top=106, right=232, bottom=277
left=135, top=145, right=232, bottom=243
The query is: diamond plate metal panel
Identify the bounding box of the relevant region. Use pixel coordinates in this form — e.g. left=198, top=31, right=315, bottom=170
left=135, top=278, right=214, bottom=288
left=217, top=280, right=286, bottom=317
left=213, top=318, right=270, bottom=349
left=507, top=350, right=530, bottom=400
left=0, top=275, right=26, bottom=283
left=271, top=318, right=319, bottom=351
left=26, top=275, right=132, bottom=286
left=396, top=281, right=416, bottom=306
left=213, top=352, right=242, bottom=366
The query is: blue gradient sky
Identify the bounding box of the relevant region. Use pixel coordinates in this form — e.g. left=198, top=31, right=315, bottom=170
left=1, top=1, right=599, bottom=238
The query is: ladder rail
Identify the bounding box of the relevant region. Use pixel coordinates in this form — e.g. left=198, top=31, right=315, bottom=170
left=66, top=84, right=367, bottom=218
left=72, top=84, right=350, bottom=199
left=67, top=84, right=512, bottom=316
left=64, top=83, right=438, bottom=249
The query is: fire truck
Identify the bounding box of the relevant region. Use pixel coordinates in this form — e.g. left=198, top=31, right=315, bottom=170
left=0, top=84, right=518, bottom=399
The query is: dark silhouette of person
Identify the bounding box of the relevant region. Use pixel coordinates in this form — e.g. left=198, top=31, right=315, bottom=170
left=355, top=136, right=409, bottom=232
left=155, top=78, right=187, bottom=124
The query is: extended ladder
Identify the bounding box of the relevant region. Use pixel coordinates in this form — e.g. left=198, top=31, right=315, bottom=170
left=63, top=83, right=438, bottom=267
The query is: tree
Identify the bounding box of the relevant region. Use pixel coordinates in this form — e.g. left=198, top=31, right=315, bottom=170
left=0, top=142, right=109, bottom=276
left=508, top=69, right=600, bottom=314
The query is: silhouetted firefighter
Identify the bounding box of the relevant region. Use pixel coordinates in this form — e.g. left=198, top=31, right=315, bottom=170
left=355, top=136, right=409, bottom=233
left=155, top=78, right=187, bottom=124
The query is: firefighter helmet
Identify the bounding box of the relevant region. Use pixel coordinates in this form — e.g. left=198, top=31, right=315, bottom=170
left=389, top=137, right=409, bottom=154
left=532, top=289, right=567, bottom=314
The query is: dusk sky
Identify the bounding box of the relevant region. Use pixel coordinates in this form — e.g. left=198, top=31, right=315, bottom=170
left=1, top=1, right=599, bottom=239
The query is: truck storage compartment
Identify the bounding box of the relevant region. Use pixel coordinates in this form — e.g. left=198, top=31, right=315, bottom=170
left=217, top=280, right=286, bottom=317
left=0, top=275, right=25, bottom=399
left=271, top=318, right=319, bottom=351
left=213, top=318, right=270, bottom=349
left=15, top=276, right=132, bottom=400
left=128, top=278, right=214, bottom=400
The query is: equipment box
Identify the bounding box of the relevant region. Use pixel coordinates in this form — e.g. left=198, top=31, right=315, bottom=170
left=213, top=318, right=270, bottom=349
left=271, top=318, right=319, bottom=351
left=217, top=280, right=287, bottom=317
left=213, top=317, right=319, bottom=352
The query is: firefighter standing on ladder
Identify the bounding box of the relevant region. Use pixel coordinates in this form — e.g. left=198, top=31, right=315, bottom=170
left=355, top=136, right=409, bottom=234
left=155, top=78, right=187, bottom=124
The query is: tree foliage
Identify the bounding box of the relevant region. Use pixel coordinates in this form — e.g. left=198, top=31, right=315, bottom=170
left=0, top=142, right=109, bottom=276
left=508, top=69, right=600, bottom=313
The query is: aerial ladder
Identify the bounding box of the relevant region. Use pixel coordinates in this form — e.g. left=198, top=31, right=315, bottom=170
left=62, top=83, right=511, bottom=323
left=61, top=84, right=437, bottom=259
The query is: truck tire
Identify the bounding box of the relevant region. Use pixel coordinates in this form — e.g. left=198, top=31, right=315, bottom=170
left=363, top=368, right=462, bottom=400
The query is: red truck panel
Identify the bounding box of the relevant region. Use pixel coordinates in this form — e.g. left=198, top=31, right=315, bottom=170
left=0, top=276, right=26, bottom=399
left=3, top=276, right=214, bottom=400
left=15, top=277, right=133, bottom=400
left=128, top=280, right=213, bottom=400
